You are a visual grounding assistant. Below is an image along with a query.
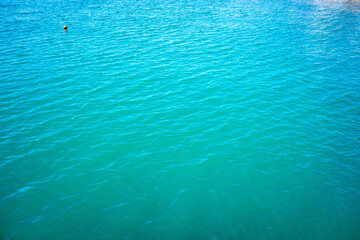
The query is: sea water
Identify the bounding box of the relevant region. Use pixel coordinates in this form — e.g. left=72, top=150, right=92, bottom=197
left=0, top=0, right=360, bottom=239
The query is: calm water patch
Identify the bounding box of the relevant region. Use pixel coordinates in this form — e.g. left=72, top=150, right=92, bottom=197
left=1, top=0, right=360, bottom=239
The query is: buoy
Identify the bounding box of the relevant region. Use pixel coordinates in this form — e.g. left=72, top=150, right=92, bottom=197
left=64, top=25, right=67, bottom=30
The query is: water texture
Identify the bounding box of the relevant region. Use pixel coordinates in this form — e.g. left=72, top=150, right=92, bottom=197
left=1, top=0, right=360, bottom=239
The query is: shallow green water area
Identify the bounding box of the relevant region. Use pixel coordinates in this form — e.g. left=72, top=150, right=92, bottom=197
left=1, top=0, right=360, bottom=239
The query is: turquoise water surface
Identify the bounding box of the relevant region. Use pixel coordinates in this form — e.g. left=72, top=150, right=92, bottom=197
left=1, top=0, right=360, bottom=239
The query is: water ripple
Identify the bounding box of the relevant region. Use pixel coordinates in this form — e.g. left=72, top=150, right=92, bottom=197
left=1, top=0, right=360, bottom=239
